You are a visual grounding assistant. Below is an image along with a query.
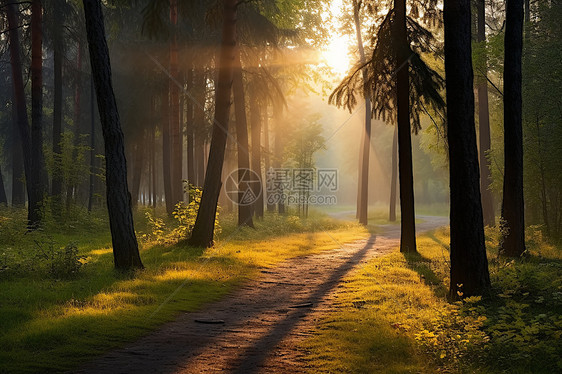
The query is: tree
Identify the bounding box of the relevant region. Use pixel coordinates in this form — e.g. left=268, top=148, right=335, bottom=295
left=189, top=0, right=238, bottom=248
left=476, top=0, right=495, bottom=227
left=50, top=0, right=64, bottom=216
left=0, top=167, right=7, bottom=206
left=30, top=0, right=46, bottom=227
left=330, top=0, right=444, bottom=251
left=5, top=0, right=42, bottom=228
left=444, top=0, right=490, bottom=299
left=352, top=0, right=372, bottom=226
left=82, top=0, right=143, bottom=270
left=501, top=0, right=525, bottom=257
left=393, top=0, right=416, bottom=253
left=232, top=47, right=254, bottom=227
left=389, top=124, right=398, bottom=221
left=169, top=0, right=182, bottom=206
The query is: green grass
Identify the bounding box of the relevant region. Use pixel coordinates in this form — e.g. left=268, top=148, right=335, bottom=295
left=302, top=226, right=562, bottom=373
left=0, top=207, right=367, bottom=373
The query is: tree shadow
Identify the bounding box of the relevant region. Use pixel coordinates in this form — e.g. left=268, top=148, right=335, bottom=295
left=79, top=234, right=378, bottom=374
left=403, top=251, right=448, bottom=298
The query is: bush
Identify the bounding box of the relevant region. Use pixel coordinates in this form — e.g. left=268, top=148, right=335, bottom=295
left=142, top=183, right=220, bottom=244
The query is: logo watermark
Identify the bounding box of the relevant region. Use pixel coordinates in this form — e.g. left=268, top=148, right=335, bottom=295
left=224, top=168, right=338, bottom=206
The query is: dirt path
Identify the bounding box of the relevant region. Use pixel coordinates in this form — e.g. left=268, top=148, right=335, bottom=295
left=77, top=216, right=448, bottom=374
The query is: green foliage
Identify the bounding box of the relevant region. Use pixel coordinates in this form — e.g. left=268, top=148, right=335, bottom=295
left=34, top=240, right=85, bottom=279
left=415, top=297, right=489, bottom=369
left=142, top=184, right=220, bottom=244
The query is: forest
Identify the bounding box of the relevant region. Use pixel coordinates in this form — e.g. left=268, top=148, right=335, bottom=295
left=0, top=0, right=561, bottom=372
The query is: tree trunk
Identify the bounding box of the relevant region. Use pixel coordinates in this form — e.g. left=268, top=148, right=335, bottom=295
left=501, top=0, right=525, bottom=257
left=444, top=0, right=490, bottom=299
left=273, top=102, right=285, bottom=214
left=232, top=49, right=255, bottom=227
left=389, top=124, right=398, bottom=221
left=263, top=106, right=274, bottom=213
left=186, top=69, right=195, bottom=189
left=82, top=0, right=143, bottom=269
left=131, top=136, right=145, bottom=209
left=193, top=69, right=206, bottom=187
left=249, top=88, right=264, bottom=219
left=162, top=80, right=174, bottom=215
left=30, top=0, right=46, bottom=226
left=88, top=76, right=96, bottom=212
left=0, top=166, right=7, bottom=206
left=67, top=41, right=83, bottom=212
left=6, top=1, right=35, bottom=223
left=189, top=0, right=238, bottom=247
left=169, top=0, right=182, bottom=205
left=11, top=123, right=25, bottom=207
left=354, top=0, right=371, bottom=226
left=151, top=111, right=156, bottom=209
left=477, top=0, right=495, bottom=227
left=51, top=0, right=64, bottom=216
left=394, top=0, right=417, bottom=252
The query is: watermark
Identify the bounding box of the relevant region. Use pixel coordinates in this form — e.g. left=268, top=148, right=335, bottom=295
left=224, top=168, right=262, bottom=206
left=224, top=167, right=338, bottom=206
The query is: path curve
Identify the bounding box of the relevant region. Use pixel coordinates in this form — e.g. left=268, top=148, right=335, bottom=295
left=77, top=216, right=448, bottom=374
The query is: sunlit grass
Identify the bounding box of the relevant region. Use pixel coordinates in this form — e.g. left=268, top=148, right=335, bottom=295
left=302, top=228, right=562, bottom=373
left=302, top=229, right=452, bottom=373
left=0, top=207, right=367, bottom=373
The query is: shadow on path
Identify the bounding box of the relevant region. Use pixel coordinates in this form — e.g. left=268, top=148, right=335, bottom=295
left=78, top=235, right=378, bottom=374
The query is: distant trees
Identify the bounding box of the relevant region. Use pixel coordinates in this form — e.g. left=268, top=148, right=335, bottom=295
left=522, top=1, right=562, bottom=241
left=444, top=0, right=490, bottom=299
left=501, top=0, right=525, bottom=256
left=82, top=0, right=143, bottom=269
left=5, top=0, right=44, bottom=228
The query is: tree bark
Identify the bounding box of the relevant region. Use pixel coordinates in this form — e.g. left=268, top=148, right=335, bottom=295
left=354, top=0, right=371, bottom=226
left=394, top=0, right=417, bottom=252
left=189, top=0, right=238, bottom=247
left=232, top=48, right=254, bottom=227
left=389, top=124, right=398, bottom=221
left=477, top=0, right=495, bottom=227
left=501, top=0, right=526, bottom=256
left=82, top=0, right=143, bottom=269
left=444, top=0, right=490, bottom=299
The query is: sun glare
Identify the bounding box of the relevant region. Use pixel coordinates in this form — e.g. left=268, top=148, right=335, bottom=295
left=322, top=36, right=352, bottom=77
left=321, top=0, right=352, bottom=77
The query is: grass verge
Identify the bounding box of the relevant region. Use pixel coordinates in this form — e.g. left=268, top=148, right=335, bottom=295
left=0, top=208, right=367, bottom=373
left=302, top=226, right=562, bottom=373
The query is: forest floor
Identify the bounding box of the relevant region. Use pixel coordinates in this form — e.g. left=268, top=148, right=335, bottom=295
left=77, top=216, right=448, bottom=374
